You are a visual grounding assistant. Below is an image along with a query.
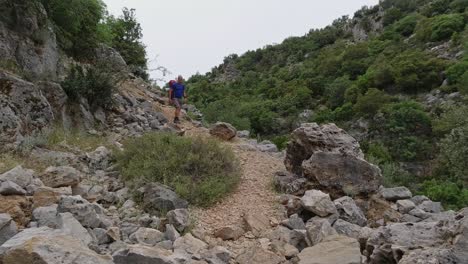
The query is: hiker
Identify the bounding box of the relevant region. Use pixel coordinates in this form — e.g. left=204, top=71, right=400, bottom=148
left=169, top=75, right=186, bottom=124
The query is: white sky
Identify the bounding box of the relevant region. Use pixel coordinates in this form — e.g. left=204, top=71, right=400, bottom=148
left=102, top=0, right=379, bottom=82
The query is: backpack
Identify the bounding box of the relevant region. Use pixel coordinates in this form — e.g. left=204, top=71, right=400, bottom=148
left=169, top=80, right=176, bottom=88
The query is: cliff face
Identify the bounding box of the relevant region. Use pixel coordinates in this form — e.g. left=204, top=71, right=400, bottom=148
left=0, top=0, right=59, bottom=80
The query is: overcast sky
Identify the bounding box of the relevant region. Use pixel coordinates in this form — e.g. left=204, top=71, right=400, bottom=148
left=102, top=0, right=379, bottom=82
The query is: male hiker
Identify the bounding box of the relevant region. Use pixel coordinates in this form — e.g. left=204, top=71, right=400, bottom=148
left=169, top=75, right=186, bottom=124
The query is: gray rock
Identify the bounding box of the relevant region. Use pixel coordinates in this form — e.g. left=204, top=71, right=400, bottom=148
left=56, top=212, right=93, bottom=246
left=419, top=200, right=443, bottom=213
left=281, top=214, right=306, bottom=230
left=0, top=180, right=26, bottom=195
left=399, top=248, right=459, bottom=264
left=285, top=123, right=364, bottom=176
left=120, top=222, right=139, bottom=240
left=257, top=141, right=279, bottom=152
left=173, top=233, right=208, bottom=255
left=0, top=227, right=112, bottom=264
left=306, top=217, right=337, bottom=246
left=0, top=213, right=17, bottom=245
left=366, top=222, right=451, bottom=263
left=397, top=199, right=416, bottom=214
left=243, top=212, right=270, bottom=237
left=86, top=146, right=111, bottom=171
left=92, top=228, right=111, bottom=245
left=268, top=226, right=308, bottom=250
left=298, top=235, right=362, bottom=264
left=167, top=208, right=190, bottom=232
left=237, top=130, right=250, bottom=138
left=411, top=195, right=430, bottom=205
left=157, top=240, right=174, bottom=250
left=209, top=122, right=237, bottom=140
left=379, top=187, right=412, bottom=201
left=0, top=166, right=34, bottom=188
left=302, top=152, right=382, bottom=197
left=301, top=190, right=337, bottom=217
left=33, top=204, right=59, bottom=228
left=236, top=246, right=284, bottom=264
left=409, top=208, right=431, bottom=219
left=113, top=244, right=174, bottom=264
left=333, top=219, right=362, bottom=240
left=139, top=183, right=188, bottom=213
left=129, top=227, right=165, bottom=246
left=274, top=171, right=308, bottom=196
left=334, top=196, right=367, bottom=227
left=202, top=246, right=232, bottom=264
left=165, top=224, right=181, bottom=242
left=214, top=225, right=244, bottom=240
left=41, top=166, right=82, bottom=188
left=57, top=195, right=110, bottom=228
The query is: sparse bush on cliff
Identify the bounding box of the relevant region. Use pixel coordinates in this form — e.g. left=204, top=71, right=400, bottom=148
left=116, top=133, right=241, bottom=207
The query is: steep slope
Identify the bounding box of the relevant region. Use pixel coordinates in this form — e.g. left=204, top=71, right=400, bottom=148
left=187, top=0, right=468, bottom=209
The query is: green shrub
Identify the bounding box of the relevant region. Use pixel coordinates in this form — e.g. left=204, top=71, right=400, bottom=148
left=450, top=0, right=468, bottom=12
left=61, top=64, right=116, bottom=110
left=354, top=88, right=392, bottom=117
left=116, top=133, right=241, bottom=207
left=417, top=14, right=465, bottom=42
left=269, top=135, right=290, bottom=150
left=366, top=142, right=392, bottom=164
left=380, top=162, right=415, bottom=188
left=383, top=7, right=403, bottom=26
left=446, top=60, right=468, bottom=85
left=437, top=124, right=468, bottom=186
left=393, top=14, right=421, bottom=36
left=421, top=180, right=468, bottom=210
left=433, top=104, right=468, bottom=135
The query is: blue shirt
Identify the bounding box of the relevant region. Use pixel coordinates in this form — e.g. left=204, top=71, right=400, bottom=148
left=171, top=83, right=185, bottom=98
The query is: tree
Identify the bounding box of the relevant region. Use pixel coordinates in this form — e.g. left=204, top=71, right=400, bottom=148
left=107, top=8, right=148, bottom=79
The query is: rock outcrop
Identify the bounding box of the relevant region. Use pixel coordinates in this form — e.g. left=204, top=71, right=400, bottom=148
left=209, top=122, right=237, bottom=140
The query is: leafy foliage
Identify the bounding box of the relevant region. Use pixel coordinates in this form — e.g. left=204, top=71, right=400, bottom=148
left=116, top=133, right=241, bottom=207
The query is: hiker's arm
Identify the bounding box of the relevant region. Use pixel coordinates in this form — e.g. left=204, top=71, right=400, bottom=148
left=168, top=89, right=173, bottom=104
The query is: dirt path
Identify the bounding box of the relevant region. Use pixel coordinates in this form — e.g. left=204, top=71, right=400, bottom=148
left=158, top=104, right=285, bottom=236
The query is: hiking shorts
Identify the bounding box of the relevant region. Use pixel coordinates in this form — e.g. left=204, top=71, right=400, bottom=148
left=172, top=98, right=183, bottom=109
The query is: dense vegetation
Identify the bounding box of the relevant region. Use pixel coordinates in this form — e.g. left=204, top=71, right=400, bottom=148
left=188, top=0, right=468, bottom=209
left=116, top=133, right=241, bottom=207
left=37, top=0, right=148, bottom=79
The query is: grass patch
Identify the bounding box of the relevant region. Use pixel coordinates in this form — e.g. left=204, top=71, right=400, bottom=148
left=0, top=154, right=21, bottom=174
left=116, top=133, right=241, bottom=207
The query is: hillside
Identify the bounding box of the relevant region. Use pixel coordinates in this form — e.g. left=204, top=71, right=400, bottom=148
left=188, top=0, right=468, bottom=208
left=1, top=0, right=468, bottom=264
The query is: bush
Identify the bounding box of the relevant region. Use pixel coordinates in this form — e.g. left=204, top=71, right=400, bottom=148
left=417, top=14, right=465, bottom=42
left=433, top=104, right=468, bottom=135
left=61, top=64, right=117, bottom=110
left=40, top=0, right=107, bottom=59
left=366, top=142, right=392, bottom=164
left=383, top=7, right=403, bottom=26
left=421, top=180, right=468, bottom=210
left=116, top=133, right=241, bottom=207
left=446, top=60, right=468, bottom=85
left=354, top=88, right=392, bottom=117
left=393, top=14, right=421, bottom=36
left=437, top=125, right=468, bottom=186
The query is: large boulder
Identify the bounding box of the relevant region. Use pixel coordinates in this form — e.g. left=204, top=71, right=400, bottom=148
left=129, top=227, right=165, bottom=246
left=285, top=123, right=381, bottom=197
left=138, top=183, right=188, bottom=214
left=0, top=166, right=34, bottom=189
left=243, top=212, right=271, bottom=237
left=166, top=209, right=190, bottom=233
left=209, top=122, right=237, bottom=140
left=306, top=217, right=338, bottom=246
left=297, top=235, right=362, bottom=264
left=302, top=152, right=381, bottom=198
left=379, top=187, right=412, bottom=201
left=0, top=227, right=113, bottom=264
left=236, top=246, right=284, bottom=264
left=285, top=123, right=363, bottom=175
left=0, top=195, right=32, bottom=227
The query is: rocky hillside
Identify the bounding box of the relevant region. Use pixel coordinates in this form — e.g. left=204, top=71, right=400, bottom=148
left=188, top=0, right=468, bottom=209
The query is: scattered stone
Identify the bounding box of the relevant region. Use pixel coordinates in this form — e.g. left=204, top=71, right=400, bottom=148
left=243, top=212, right=270, bottom=237
left=173, top=233, right=208, bottom=255
left=33, top=186, right=72, bottom=208
left=129, top=227, right=165, bottom=246
left=113, top=244, right=173, bottom=264
left=333, top=219, right=363, bottom=240
left=411, top=195, right=430, bottom=205
left=0, top=180, right=26, bottom=195
left=92, top=228, right=111, bottom=245
left=0, top=166, right=34, bottom=188
left=0, top=227, right=113, bottom=264
left=306, top=217, right=337, bottom=246
left=301, top=190, right=337, bottom=217
left=107, top=226, right=121, bottom=242
left=40, top=166, right=81, bottom=188
left=419, top=200, right=443, bottom=213
left=379, top=187, right=412, bottom=201
left=139, top=183, right=188, bottom=213
left=396, top=199, right=416, bottom=214
left=33, top=204, right=59, bottom=228
left=334, top=196, right=367, bottom=227
left=57, top=212, right=93, bottom=246
left=167, top=208, right=190, bottom=232
left=236, top=246, right=284, bottom=264
left=237, top=130, right=250, bottom=138
left=165, top=224, right=181, bottom=242
left=86, top=146, right=112, bottom=171
left=0, top=195, right=32, bottom=227
left=57, top=195, right=110, bottom=228
left=209, top=122, right=237, bottom=140
left=281, top=214, right=306, bottom=230
left=274, top=171, right=308, bottom=196
left=214, top=225, right=245, bottom=240
left=298, top=235, right=362, bottom=264
left=0, top=213, right=17, bottom=245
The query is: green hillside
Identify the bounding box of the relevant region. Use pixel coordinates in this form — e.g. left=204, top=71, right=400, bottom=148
left=188, top=0, right=468, bottom=208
